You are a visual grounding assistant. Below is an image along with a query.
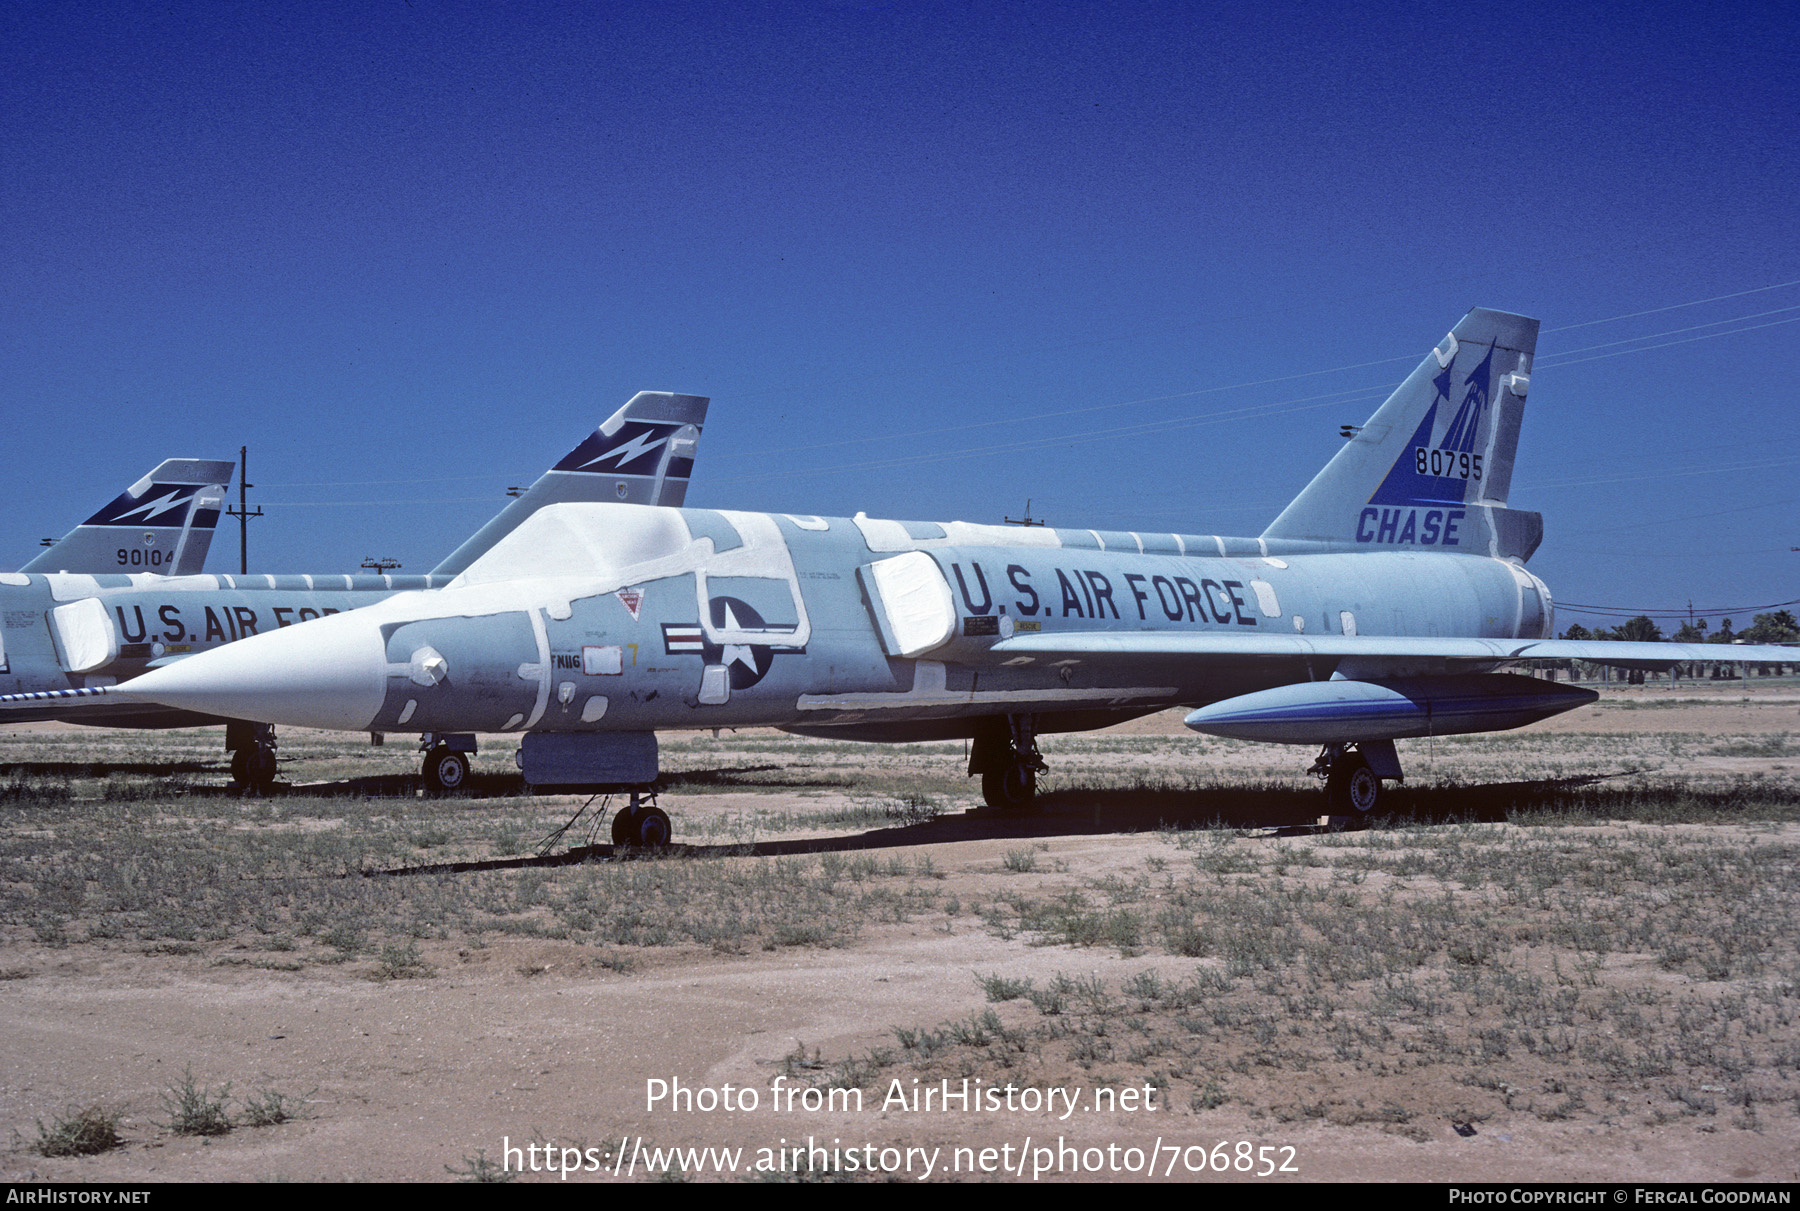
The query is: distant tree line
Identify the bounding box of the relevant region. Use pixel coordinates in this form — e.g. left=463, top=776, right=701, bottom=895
left=1553, top=609, right=1797, bottom=683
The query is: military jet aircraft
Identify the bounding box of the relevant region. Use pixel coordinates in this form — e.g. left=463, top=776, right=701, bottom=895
left=18, top=310, right=1793, bottom=839
left=21, top=459, right=234, bottom=577
left=0, top=393, right=707, bottom=789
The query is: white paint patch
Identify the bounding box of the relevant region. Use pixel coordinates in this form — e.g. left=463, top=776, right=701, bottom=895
left=1249, top=579, right=1281, bottom=618
left=397, top=699, right=417, bottom=725
left=854, top=513, right=1061, bottom=552
left=522, top=609, right=553, bottom=729
left=1087, top=530, right=1106, bottom=550
left=698, top=664, right=730, bottom=705
left=408, top=646, right=447, bottom=686
left=1340, top=611, right=1357, bottom=636
left=126, top=574, right=219, bottom=593
left=0, top=573, right=27, bottom=587
left=51, top=598, right=117, bottom=672
left=581, top=695, right=608, bottom=722
left=44, top=574, right=103, bottom=602
left=502, top=713, right=524, bottom=731
left=853, top=514, right=914, bottom=551
left=557, top=681, right=576, bottom=705
left=784, top=514, right=830, bottom=531
left=1262, top=557, right=1288, bottom=569
left=583, top=645, right=623, bottom=675
left=863, top=552, right=955, bottom=658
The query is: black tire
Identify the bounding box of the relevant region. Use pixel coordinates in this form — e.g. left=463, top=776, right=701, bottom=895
left=982, top=763, right=1037, bottom=810
left=612, top=804, right=671, bottom=848
left=633, top=806, right=672, bottom=848
left=611, top=804, right=640, bottom=846
left=240, top=745, right=278, bottom=790
left=422, top=746, right=470, bottom=794
left=1325, top=751, right=1381, bottom=821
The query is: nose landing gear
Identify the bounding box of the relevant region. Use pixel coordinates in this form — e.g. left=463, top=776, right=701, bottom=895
left=226, top=721, right=279, bottom=791
left=419, top=733, right=478, bottom=795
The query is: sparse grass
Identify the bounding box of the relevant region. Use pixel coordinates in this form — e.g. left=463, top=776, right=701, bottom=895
left=240, top=1086, right=313, bottom=1127
left=1708, top=734, right=1799, bottom=758
left=978, top=972, right=1033, bottom=1001
left=3, top=715, right=1798, bottom=1148
left=160, top=1067, right=233, bottom=1137
left=373, top=940, right=434, bottom=980
left=34, top=1104, right=125, bottom=1156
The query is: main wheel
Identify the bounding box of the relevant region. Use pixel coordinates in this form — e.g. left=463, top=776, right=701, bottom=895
left=1325, top=751, right=1381, bottom=822
left=422, top=746, right=470, bottom=794
left=982, top=763, right=1037, bottom=810
left=631, top=806, right=672, bottom=848
left=612, top=804, right=671, bottom=848
left=611, top=803, right=641, bottom=845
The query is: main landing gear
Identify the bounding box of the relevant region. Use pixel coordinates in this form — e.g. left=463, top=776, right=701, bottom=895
left=611, top=790, right=672, bottom=848
left=971, top=714, right=1046, bottom=810
left=226, top=721, right=278, bottom=791
left=1309, top=740, right=1402, bottom=828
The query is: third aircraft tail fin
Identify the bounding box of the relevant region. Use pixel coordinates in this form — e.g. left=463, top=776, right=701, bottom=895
left=430, top=392, right=709, bottom=577
left=21, top=458, right=234, bottom=576
left=1261, top=308, right=1542, bottom=559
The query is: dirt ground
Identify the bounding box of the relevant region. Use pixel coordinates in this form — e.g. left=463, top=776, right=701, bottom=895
left=1, top=678, right=1796, bottom=1184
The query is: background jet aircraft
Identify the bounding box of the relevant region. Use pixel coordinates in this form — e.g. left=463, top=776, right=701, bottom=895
left=0, top=392, right=707, bottom=790
left=20, top=458, right=234, bottom=577
left=28, top=309, right=1794, bottom=842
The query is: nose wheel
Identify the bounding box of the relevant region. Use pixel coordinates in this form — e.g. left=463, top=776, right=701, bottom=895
left=227, top=722, right=279, bottom=791
left=422, top=746, right=471, bottom=794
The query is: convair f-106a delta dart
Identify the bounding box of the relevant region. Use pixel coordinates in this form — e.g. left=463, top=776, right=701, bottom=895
left=18, top=309, right=1791, bottom=842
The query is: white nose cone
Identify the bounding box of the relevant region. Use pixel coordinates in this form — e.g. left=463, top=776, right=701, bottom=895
left=117, top=610, right=390, bottom=731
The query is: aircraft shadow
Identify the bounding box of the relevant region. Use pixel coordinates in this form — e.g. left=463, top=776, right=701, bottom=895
left=373, top=772, right=1632, bottom=877
left=0, top=760, right=218, bottom=777
left=249, top=765, right=856, bottom=799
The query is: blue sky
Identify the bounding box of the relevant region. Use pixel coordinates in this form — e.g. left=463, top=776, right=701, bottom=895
left=4, top=1, right=1796, bottom=630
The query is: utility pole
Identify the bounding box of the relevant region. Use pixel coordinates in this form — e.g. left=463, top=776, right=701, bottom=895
left=227, top=445, right=264, bottom=574
left=1003, top=499, right=1046, bottom=527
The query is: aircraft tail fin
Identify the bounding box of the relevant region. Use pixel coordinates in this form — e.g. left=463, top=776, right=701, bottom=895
left=430, top=391, right=709, bottom=577
left=20, top=458, right=234, bottom=576
left=1261, top=308, right=1541, bottom=558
